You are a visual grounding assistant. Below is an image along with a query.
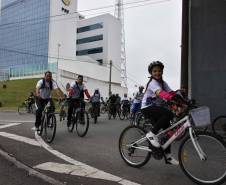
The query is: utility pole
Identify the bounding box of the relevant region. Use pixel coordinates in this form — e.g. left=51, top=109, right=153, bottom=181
left=57, top=43, right=61, bottom=82
left=181, top=0, right=189, bottom=91
left=109, top=60, right=112, bottom=96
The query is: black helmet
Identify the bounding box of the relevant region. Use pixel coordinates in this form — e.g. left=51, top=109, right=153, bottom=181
left=139, top=86, right=144, bottom=90
left=148, top=61, right=164, bottom=74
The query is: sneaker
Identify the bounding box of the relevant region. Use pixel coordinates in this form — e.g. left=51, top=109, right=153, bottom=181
left=35, top=127, right=40, bottom=132
left=146, top=131, right=160, bottom=148
left=166, top=154, right=179, bottom=165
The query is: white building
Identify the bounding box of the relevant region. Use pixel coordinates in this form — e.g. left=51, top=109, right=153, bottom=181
left=77, top=14, right=122, bottom=68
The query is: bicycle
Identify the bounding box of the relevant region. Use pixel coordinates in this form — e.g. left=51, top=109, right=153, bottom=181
left=59, top=99, right=68, bottom=122
left=67, top=99, right=89, bottom=137
left=212, top=115, right=226, bottom=140
left=37, top=99, right=56, bottom=143
left=108, top=103, right=117, bottom=120
left=120, top=104, right=130, bottom=120
left=119, top=105, right=226, bottom=185
left=90, top=102, right=100, bottom=124
left=18, top=100, right=36, bottom=115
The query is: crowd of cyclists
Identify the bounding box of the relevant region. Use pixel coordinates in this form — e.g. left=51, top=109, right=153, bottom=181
left=15, top=61, right=226, bottom=185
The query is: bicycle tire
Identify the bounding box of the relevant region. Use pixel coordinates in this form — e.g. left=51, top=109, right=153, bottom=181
left=179, top=131, right=226, bottom=185
left=212, top=115, right=226, bottom=140
left=119, top=125, right=151, bottom=168
left=68, top=115, right=75, bottom=133
left=37, top=115, right=45, bottom=136
left=18, top=104, right=27, bottom=115
left=76, top=111, right=89, bottom=137
left=44, top=114, right=57, bottom=143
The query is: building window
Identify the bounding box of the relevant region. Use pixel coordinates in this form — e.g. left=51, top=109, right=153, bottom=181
left=76, top=47, right=103, bottom=56
left=77, top=35, right=103, bottom=45
left=77, top=23, right=103, bottom=33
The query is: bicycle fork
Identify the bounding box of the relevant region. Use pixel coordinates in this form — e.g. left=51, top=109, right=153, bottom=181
left=189, top=127, right=207, bottom=161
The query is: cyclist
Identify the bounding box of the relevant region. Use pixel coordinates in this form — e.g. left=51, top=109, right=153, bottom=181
left=121, top=93, right=130, bottom=114
left=141, top=61, right=180, bottom=165
left=130, top=86, right=144, bottom=119
left=115, top=93, right=121, bottom=115
left=108, top=92, right=117, bottom=116
left=35, top=71, right=62, bottom=131
left=67, top=75, right=91, bottom=127
left=27, top=91, right=35, bottom=113
left=90, top=89, right=101, bottom=116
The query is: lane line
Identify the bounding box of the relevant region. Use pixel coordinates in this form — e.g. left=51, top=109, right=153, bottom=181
left=35, top=132, right=141, bottom=185
left=0, top=132, right=41, bottom=147
left=0, top=123, right=22, bottom=129
left=0, top=120, right=34, bottom=123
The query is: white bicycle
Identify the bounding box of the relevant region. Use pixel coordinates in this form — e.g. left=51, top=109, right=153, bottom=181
left=119, top=106, right=226, bottom=185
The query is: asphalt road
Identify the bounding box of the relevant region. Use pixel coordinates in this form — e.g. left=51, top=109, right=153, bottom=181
left=0, top=111, right=225, bottom=185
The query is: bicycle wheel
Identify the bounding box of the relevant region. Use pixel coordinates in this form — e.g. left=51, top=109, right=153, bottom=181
left=76, top=111, right=89, bottom=137
left=44, top=114, right=56, bottom=143
left=120, top=110, right=125, bottom=120
left=68, top=115, right=75, bottom=133
left=37, top=115, right=45, bottom=136
left=179, top=131, right=226, bottom=185
left=212, top=116, right=226, bottom=140
left=119, top=125, right=151, bottom=168
left=18, top=104, right=27, bottom=115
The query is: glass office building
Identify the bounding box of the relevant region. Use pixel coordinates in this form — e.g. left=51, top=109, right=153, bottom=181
left=0, top=0, right=50, bottom=79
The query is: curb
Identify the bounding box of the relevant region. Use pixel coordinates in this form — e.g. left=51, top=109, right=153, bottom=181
left=0, top=148, right=65, bottom=185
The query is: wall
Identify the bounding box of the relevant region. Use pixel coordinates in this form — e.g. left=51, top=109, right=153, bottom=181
left=189, top=0, right=226, bottom=118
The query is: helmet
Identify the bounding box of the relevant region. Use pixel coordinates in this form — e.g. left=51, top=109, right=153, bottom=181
left=148, top=61, right=164, bottom=74
left=139, top=86, right=144, bottom=90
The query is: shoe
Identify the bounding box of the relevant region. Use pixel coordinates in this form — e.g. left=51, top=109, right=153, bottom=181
left=146, top=131, right=160, bottom=148
left=166, top=154, right=179, bottom=165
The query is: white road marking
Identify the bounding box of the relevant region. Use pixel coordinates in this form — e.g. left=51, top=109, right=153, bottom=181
left=0, top=123, right=21, bottom=129
left=0, top=132, right=41, bottom=147
left=35, top=133, right=141, bottom=185
left=34, top=162, right=140, bottom=185
left=0, top=120, right=34, bottom=123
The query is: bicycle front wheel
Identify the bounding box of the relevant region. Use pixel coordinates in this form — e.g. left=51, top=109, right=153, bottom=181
left=212, top=116, right=226, bottom=140
left=179, top=131, right=226, bottom=185
left=76, top=111, right=89, bottom=137
left=119, top=125, right=151, bottom=168
left=44, top=114, right=57, bottom=143
left=18, top=104, right=27, bottom=115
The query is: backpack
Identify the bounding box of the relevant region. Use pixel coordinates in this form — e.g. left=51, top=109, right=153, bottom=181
left=40, top=78, right=53, bottom=90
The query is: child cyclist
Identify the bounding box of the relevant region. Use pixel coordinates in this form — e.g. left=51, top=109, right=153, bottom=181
left=141, top=61, right=183, bottom=165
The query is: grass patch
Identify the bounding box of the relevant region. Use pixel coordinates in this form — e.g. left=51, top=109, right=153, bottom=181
left=0, top=79, right=38, bottom=109
left=0, top=78, right=64, bottom=111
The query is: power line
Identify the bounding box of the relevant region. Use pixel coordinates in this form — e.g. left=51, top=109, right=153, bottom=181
left=111, top=64, right=141, bottom=86
left=0, top=47, right=108, bottom=66
left=0, top=0, right=171, bottom=29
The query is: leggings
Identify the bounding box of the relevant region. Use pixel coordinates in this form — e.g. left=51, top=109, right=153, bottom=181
left=141, top=106, right=174, bottom=154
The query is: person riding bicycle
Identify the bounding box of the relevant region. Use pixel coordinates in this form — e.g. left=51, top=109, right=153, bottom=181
left=90, top=89, right=101, bottom=116
left=108, top=92, right=117, bottom=115
left=130, top=86, right=144, bottom=119
left=27, top=91, right=35, bottom=113
left=141, top=61, right=182, bottom=165
left=35, top=71, right=62, bottom=131
left=121, top=93, right=130, bottom=113
left=67, top=75, right=91, bottom=127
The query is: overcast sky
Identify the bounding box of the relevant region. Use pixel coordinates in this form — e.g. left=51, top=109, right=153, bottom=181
left=78, top=0, right=182, bottom=94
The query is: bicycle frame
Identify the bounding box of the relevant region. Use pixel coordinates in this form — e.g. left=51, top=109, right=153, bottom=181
left=129, top=115, right=206, bottom=161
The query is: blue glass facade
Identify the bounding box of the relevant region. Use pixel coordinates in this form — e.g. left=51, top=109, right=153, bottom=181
left=0, top=0, right=50, bottom=77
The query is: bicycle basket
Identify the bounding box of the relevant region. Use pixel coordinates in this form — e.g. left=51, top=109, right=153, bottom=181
left=189, top=106, right=211, bottom=127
